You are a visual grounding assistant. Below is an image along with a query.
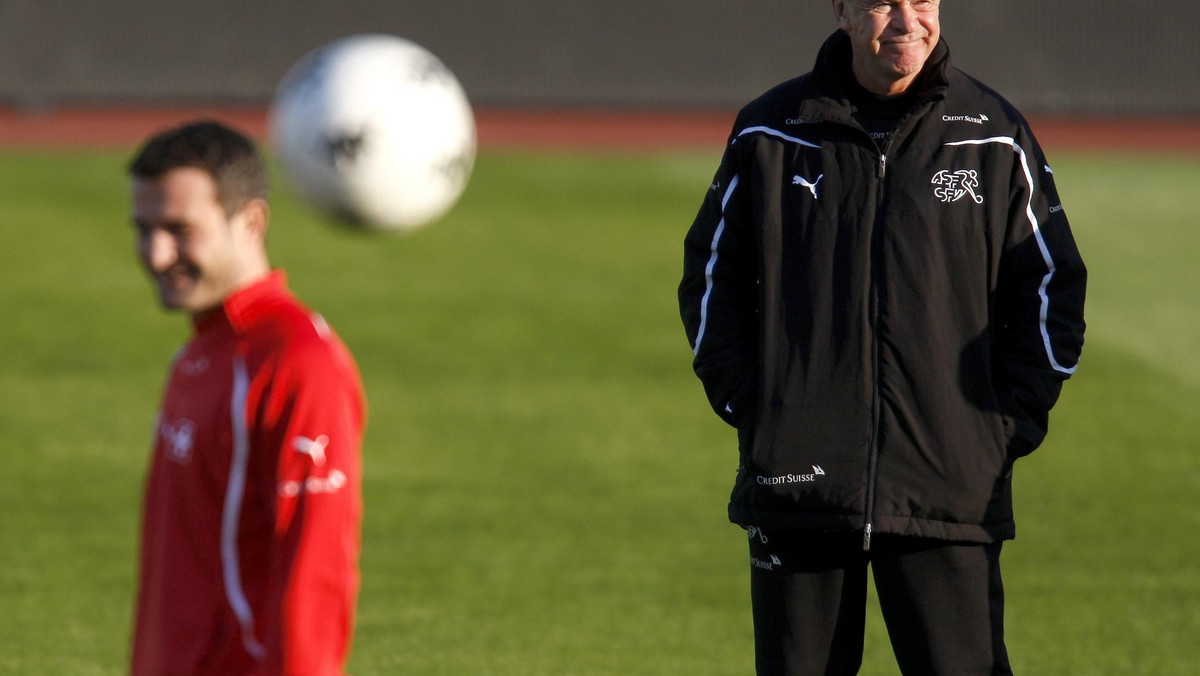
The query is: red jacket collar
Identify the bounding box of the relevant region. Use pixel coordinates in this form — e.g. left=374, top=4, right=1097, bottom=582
left=191, top=270, right=289, bottom=335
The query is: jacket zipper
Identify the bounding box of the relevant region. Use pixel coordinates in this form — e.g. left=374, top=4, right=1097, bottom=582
left=864, top=146, right=890, bottom=552
left=862, top=98, right=929, bottom=550
left=813, top=97, right=935, bottom=552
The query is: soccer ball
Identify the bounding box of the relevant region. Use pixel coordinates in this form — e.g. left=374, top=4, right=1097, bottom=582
left=269, top=34, right=476, bottom=232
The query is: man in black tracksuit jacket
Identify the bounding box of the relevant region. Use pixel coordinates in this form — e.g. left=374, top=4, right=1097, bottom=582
left=678, top=2, right=1086, bottom=674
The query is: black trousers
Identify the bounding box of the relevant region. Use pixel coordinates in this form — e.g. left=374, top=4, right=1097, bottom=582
left=748, top=529, right=1012, bottom=675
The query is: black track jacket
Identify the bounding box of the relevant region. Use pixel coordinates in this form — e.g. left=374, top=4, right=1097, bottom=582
left=679, top=32, right=1086, bottom=545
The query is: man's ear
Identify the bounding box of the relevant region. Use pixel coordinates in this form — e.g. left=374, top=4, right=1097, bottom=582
left=237, top=198, right=270, bottom=244
left=832, top=0, right=851, bottom=31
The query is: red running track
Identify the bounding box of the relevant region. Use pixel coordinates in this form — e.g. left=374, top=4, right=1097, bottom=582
left=1, top=105, right=1197, bottom=154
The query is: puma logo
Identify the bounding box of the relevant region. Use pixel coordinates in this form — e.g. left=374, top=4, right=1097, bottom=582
left=792, top=173, right=823, bottom=199
left=292, top=435, right=330, bottom=466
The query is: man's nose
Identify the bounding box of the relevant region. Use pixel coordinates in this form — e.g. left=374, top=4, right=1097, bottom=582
left=142, top=230, right=177, bottom=272
left=891, top=3, right=920, bottom=32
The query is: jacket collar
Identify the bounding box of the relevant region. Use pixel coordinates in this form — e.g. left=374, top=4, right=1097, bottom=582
left=798, top=30, right=951, bottom=123
left=192, top=269, right=289, bottom=335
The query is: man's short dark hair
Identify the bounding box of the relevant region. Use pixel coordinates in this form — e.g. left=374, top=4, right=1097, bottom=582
left=128, top=120, right=268, bottom=216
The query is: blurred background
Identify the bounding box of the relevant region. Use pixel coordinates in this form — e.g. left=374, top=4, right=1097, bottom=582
left=2, top=0, right=1197, bottom=115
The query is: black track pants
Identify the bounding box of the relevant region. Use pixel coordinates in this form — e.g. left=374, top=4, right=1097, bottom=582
left=748, top=529, right=1012, bottom=675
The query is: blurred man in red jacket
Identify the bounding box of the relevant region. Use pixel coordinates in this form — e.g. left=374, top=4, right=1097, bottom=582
left=128, top=121, right=365, bottom=675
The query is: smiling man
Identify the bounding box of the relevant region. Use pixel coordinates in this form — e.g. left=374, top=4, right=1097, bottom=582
left=835, top=0, right=940, bottom=95
left=128, top=121, right=366, bottom=675
left=679, top=2, right=1086, bottom=674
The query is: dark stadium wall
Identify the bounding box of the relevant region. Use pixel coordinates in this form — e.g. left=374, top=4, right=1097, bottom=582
left=1, top=0, right=1196, bottom=116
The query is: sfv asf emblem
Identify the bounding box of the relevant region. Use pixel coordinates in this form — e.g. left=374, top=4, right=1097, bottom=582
left=931, top=169, right=984, bottom=204
left=162, top=418, right=196, bottom=464
left=793, top=173, right=823, bottom=199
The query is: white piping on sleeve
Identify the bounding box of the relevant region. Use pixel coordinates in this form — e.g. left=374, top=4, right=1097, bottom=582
left=693, top=174, right=741, bottom=356
left=693, top=127, right=816, bottom=356
left=735, top=126, right=822, bottom=149
left=946, top=137, right=1076, bottom=375
left=222, top=355, right=267, bottom=660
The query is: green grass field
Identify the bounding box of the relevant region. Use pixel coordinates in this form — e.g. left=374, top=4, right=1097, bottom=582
left=1, top=146, right=1197, bottom=674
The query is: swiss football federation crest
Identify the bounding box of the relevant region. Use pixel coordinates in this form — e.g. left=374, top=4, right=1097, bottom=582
left=931, top=169, right=984, bottom=204
left=161, top=418, right=196, bottom=464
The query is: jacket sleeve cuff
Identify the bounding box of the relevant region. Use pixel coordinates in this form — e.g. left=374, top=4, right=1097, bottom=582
left=999, top=396, right=1047, bottom=460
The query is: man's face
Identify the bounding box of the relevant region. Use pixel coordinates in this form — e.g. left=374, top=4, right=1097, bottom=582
left=131, top=167, right=259, bottom=315
left=833, top=0, right=941, bottom=96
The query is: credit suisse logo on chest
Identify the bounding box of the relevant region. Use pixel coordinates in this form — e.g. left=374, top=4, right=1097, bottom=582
left=177, top=354, right=210, bottom=375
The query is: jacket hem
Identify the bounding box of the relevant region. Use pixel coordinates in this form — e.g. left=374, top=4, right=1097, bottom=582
left=729, top=504, right=1014, bottom=543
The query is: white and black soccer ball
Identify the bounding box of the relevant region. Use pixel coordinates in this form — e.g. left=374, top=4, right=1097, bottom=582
left=269, top=34, right=476, bottom=232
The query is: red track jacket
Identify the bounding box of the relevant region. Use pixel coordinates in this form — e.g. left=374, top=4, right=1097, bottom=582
left=132, top=271, right=365, bottom=675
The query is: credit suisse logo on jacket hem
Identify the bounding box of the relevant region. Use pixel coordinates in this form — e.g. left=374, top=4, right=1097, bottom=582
left=756, top=466, right=827, bottom=486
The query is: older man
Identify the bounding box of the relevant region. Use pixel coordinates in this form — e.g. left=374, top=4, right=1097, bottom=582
left=679, top=1, right=1086, bottom=673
